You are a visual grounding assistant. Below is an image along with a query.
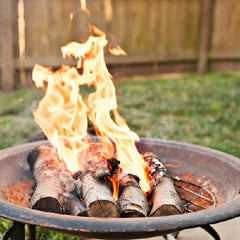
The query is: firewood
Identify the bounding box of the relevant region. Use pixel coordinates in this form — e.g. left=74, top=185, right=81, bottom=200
left=27, top=145, right=75, bottom=213
left=74, top=158, right=120, bottom=218
left=81, top=173, right=120, bottom=217
left=89, top=157, right=120, bottom=179
left=72, top=170, right=84, bottom=198
left=143, top=152, right=183, bottom=217
left=59, top=193, right=88, bottom=216
left=117, top=173, right=150, bottom=217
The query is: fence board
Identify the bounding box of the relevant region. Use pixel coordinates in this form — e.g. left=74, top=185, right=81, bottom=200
left=15, top=0, right=202, bottom=63
left=48, top=0, right=70, bottom=55
left=211, top=0, right=240, bottom=58
left=0, top=0, right=14, bottom=91
left=1, top=0, right=240, bottom=90
left=148, top=0, right=157, bottom=51
left=197, top=0, right=213, bottom=75
left=112, top=0, right=125, bottom=42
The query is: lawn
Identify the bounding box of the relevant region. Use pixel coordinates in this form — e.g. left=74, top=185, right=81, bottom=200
left=0, top=71, right=240, bottom=239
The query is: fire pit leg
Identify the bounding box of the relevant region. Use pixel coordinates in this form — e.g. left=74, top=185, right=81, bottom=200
left=3, top=221, right=25, bottom=240
left=28, top=224, right=36, bottom=240
left=12, top=221, right=25, bottom=240
left=201, top=225, right=220, bottom=240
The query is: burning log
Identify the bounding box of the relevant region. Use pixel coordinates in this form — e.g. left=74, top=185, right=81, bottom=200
left=76, top=157, right=120, bottom=218
left=27, top=145, right=75, bottom=213
left=81, top=173, right=120, bottom=217
left=144, top=152, right=183, bottom=217
left=117, top=173, right=150, bottom=217
left=60, top=193, right=88, bottom=216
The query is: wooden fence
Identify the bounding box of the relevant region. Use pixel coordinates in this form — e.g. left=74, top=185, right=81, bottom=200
left=0, top=0, right=240, bottom=91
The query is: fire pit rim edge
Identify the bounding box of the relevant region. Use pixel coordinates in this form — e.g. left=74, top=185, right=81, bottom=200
left=0, top=198, right=239, bottom=234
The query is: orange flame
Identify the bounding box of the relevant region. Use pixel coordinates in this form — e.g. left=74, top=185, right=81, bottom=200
left=32, top=30, right=150, bottom=194
left=106, top=175, right=119, bottom=200
left=80, top=0, right=90, bottom=15
left=109, top=44, right=127, bottom=56
left=69, top=12, right=74, bottom=22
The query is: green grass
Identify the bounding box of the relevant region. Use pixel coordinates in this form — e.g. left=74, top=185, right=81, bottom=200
left=116, top=72, right=240, bottom=158
left=0, top=89, right=43, bottom=149
left=0, top=71, right=240, bottom=238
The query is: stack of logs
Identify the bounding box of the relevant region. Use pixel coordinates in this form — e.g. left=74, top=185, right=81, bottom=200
left=27, top=145, right=183, bottom=218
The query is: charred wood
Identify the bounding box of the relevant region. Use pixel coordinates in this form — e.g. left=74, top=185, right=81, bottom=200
left=60, top=193, right=88, bottom=216
left=88, top=157, right=120, bottom=179
left=144, top=152, right=183, bottom=217
left=28, top=145, right=75, bottom=213
left=72, top=170, right=84, bottom=198
left=117, top=173, right=149, bottom=217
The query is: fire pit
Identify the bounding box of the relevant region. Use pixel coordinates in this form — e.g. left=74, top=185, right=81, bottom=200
left=0, top=138, right=240, bottom=239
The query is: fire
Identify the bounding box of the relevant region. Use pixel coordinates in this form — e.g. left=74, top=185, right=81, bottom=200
left=32, top=22, right=150, bottom=195
left=109, top=44, right=127, bottom=56
left=80, top=0, right=90, bottom=15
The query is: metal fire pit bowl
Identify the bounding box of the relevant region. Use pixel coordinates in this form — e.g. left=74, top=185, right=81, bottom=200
left=0, top=138, right=240, bottom=239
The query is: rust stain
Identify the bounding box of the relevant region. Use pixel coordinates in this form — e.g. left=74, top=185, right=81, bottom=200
left=1, top=180, right=35, bottom=207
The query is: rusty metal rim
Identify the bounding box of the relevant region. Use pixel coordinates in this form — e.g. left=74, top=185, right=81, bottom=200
left=0, top=139, right=240, bottom=238
left=0, top=199, right=239, bottom=237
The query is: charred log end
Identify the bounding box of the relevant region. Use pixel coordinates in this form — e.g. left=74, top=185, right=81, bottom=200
left=81, top=172, right=120, bottom=218
left=88, top=200, right=120, bottom=218
left=118, top=201, right=147, bottom=218
left=32, top=197, right=61, bottom=213
left=119, top=201, right=146, bottom=218
left=118, top=174, right=150, bottom=218
left=121, top=211, right=145, bottom=218
left=117, top=189, right=149, bottom=217
left=150, top=205, right=181, bottom=217
left=149, top=178, right=183, bottom=217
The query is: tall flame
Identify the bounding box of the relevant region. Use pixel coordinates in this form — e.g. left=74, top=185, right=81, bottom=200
left=32, top=29, right=150, bottom=194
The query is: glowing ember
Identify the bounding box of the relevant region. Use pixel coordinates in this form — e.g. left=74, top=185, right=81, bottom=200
left=32, top=27, right=150, bottom=195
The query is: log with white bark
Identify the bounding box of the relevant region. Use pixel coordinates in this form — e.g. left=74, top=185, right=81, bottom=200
left=76, top=157, right=120, bottom=218
left=143, top=152, right=183, bottom=217
left=27, top=145, right=75, bottom=213
left=81, top=173, right=120, bottom=217
left=117, top=173, right=150, bottom=217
